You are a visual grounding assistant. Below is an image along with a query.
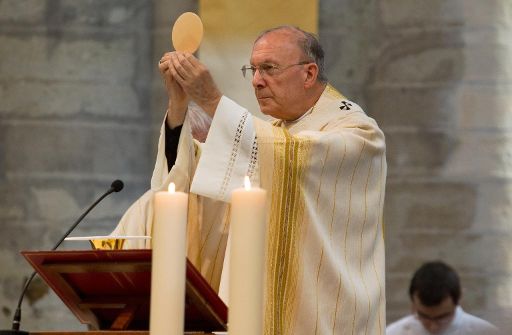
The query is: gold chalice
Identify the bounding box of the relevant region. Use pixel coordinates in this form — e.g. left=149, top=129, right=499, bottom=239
left=89, top=238, right=126, bottom=250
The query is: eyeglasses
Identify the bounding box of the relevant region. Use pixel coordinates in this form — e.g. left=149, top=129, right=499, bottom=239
left=240, top=61, right=311, bottom=79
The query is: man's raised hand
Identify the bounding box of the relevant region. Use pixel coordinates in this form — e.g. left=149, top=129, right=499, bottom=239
left=159, top=52, right=189, bottom=128
left=167, top=52, right=222, bottom=117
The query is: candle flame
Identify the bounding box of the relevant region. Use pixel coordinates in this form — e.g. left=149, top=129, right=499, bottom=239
left=244, top=176, right=251, bottom=191
left=168, top=182, right=176, bottom=193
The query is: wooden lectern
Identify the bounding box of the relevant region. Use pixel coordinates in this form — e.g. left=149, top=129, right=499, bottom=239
left=22, top=250, right=227, bottom=335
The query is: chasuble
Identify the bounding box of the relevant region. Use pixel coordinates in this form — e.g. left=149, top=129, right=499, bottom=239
left=111, top=84, right=387, bottom=335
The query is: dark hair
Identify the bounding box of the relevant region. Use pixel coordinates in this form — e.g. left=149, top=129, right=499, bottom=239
left=409, top=261, right=461, bottom=306
left=255, top=25, right=327, bottom=83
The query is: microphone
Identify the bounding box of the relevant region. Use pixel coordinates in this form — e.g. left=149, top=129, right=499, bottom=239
left=0, top=179, right=124, bottom=335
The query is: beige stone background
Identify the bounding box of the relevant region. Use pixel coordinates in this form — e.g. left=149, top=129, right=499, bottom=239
left=1, top=0, right=511, bottom=332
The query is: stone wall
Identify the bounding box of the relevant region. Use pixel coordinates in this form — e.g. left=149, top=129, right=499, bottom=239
left=320, top=0, right=512, bottom=331
left=0, top=0, right=155, bottom=330
left=1, top=0, right=511, bottom=332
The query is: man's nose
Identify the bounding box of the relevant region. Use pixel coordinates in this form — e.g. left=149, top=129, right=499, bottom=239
left=252, top=69, right=266, bottom=88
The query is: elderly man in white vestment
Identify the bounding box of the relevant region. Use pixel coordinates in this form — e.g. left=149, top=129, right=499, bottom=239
left=112, top=26, right=387, bottom=335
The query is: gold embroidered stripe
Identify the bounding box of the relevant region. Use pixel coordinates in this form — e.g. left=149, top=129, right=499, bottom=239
left=265, top=127, right=311, bottom=335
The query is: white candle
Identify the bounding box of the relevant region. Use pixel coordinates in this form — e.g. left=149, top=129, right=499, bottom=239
left=229, top=176, right=267, bottom=335
left=150, top=182, right=188, bottom=335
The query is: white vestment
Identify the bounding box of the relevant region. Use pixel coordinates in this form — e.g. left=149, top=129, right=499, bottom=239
left=112, top=84, right=387, bottom=335
left=386, top=306, right=499, bottom=335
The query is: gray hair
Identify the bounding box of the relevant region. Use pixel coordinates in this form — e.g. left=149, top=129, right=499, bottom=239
left=255, top=25, right=327, bottom=83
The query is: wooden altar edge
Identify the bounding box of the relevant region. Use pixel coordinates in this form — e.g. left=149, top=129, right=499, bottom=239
left=22, top=250, right=227, bottom=332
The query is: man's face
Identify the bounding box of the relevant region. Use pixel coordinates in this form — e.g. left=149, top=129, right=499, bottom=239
left=249, top=30, right=311, bottom=120
left=412, top=294, right=457, bottom=334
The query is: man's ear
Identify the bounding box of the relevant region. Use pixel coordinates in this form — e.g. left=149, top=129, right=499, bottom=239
left=304, top=63, right=319, bottom=88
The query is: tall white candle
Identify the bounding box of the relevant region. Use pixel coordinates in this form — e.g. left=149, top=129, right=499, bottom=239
left=150, top=182, right=188, bottom=335
left=229, top=176, right=267, bottom=335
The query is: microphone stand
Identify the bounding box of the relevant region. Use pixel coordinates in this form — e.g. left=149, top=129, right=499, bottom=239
left=0, top=180, right=123, bottom=335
